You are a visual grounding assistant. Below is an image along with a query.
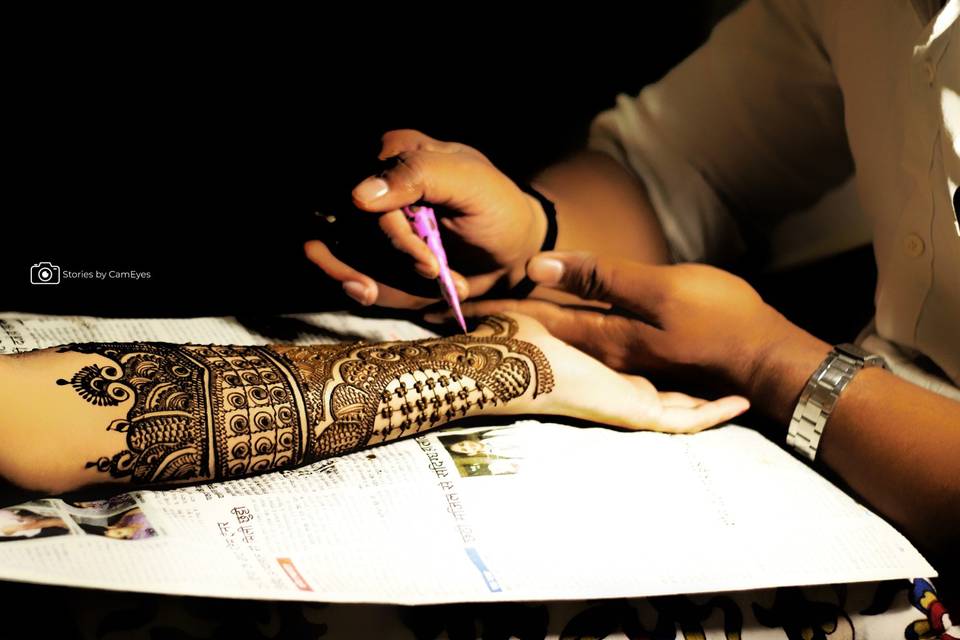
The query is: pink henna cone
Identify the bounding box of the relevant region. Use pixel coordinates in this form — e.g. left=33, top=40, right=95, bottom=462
left=403, top=205, right=468, bottom=333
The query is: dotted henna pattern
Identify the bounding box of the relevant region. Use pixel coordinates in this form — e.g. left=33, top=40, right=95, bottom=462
left=56, top=315, right=553, bottom=484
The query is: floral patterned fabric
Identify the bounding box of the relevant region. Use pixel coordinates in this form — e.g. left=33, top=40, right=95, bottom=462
left=2, top=578, right=954, bottom=639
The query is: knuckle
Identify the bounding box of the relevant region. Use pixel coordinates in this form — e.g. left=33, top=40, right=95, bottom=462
left=644, top=336, right=673, bottom=363
left=602, top=344, right=632, bottom=372
left=394, top=151, right=429, bottom=192
left=455, top=142, right=489, bottom=162
left=382, top=129, right=421, bottom=145
left=574, top=255, right=608, bottom=300
left=603, top=351, right=627, bottom=372
left=596, top=333, right=630, bottom=372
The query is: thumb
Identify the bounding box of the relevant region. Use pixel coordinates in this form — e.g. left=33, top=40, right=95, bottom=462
left=351, top=148, right=495, bottom=214
left=526, top=251, right=669, bottom=315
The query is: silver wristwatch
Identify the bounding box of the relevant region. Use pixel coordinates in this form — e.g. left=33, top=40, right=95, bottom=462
left=787, top=343, right=887, bottom=462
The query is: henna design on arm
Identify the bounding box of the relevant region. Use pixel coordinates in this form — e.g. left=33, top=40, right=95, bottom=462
left=55, top=315, right=553, bottom=485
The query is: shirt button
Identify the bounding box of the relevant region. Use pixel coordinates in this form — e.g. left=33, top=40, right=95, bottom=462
left=923, top=60, right=935, bottom=85
left=903, top=233, right=926, bottom=258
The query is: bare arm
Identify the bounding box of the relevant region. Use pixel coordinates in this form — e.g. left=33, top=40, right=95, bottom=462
left=532, top=150, right=669, bottom=265
left=752, top=337, right=960, bottom=564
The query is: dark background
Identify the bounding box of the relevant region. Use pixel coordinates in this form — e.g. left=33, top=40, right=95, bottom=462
left=3, top=8, right=732, bottom=317
left=2, top=4, right=874, bottom=344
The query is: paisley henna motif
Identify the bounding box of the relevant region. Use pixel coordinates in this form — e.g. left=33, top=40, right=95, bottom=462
left=56, top=315, right=553, bottom=485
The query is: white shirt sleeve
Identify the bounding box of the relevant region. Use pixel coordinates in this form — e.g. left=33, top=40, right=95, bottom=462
left=588, top=0, right=854, bottom=263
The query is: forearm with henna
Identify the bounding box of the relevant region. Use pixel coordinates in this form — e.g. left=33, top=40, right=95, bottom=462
left=0, top=315, right=553, bottom=493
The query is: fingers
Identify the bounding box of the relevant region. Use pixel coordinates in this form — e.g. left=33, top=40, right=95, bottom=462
left=430, top=298, right=575, bottom=332
left=526, top=251, right=671, bottom=317
left=468, top=310, right=547, bottom=338
left=304, top=240, right=379, bottom=305
left=428, top=299, right=661, bottom=373
left=379, top=130, right=460, bottom=159
left=364, top=281, right=457, bottom=310
left=357, top=129, right=491, bottom=210
left=304, top=240, right=462, bottom=309
left=307, top=205, right=462, bottom=300
left=352, top=147, right=495, bottom=213
left=656, top=392, right=710, bottom=409
left=652, top=392, right=750, bottom=434
left=428, top=299, right=599, bottom=352
left=378, top=210, right=439, bottom=278
left=612, top=374, right=748, bottom=434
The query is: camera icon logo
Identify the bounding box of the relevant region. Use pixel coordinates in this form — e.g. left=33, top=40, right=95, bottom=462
left=30, top=262, right=61, bottom=285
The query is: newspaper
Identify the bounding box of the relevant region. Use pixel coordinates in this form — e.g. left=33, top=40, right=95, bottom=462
left=0, top=313, right=936, bottom=604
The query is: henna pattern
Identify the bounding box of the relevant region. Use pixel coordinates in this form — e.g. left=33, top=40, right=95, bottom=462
left=57, top=344, right=305, bottom=483
left=55, top=315, right=553, bottom=485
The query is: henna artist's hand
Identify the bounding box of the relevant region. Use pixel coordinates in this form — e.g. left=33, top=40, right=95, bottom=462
left=503, top=313, right=750, bottom=433
left=429, top=253, right=827, bottom=405
left=304, top=129, right=546, bottom=308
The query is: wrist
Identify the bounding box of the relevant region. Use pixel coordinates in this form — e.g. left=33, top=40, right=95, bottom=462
left=739, top=315, right=831, bottom=424
left=505, top=192, right=548, bottom=287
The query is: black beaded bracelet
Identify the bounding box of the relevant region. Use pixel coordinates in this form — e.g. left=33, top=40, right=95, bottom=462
left=510, top=184, right=558, bottom=299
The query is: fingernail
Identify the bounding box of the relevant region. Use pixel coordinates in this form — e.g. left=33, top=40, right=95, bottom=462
left=415, top=261, right=439, bottom=279
left=353, top=177, right=389, bottom=202
left=527, top=257, right=564, bottom=285
left=342, top=281, right=372, bottom=305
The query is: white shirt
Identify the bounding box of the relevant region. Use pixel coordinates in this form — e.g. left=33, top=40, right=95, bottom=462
left=589, top=0, right=960, bottom=395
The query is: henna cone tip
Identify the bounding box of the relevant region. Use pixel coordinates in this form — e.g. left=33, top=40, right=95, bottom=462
left=454, top=309, right=468, bottom=334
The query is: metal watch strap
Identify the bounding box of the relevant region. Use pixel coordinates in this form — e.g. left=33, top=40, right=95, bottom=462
left=787, top=343, right=886, bottom=462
